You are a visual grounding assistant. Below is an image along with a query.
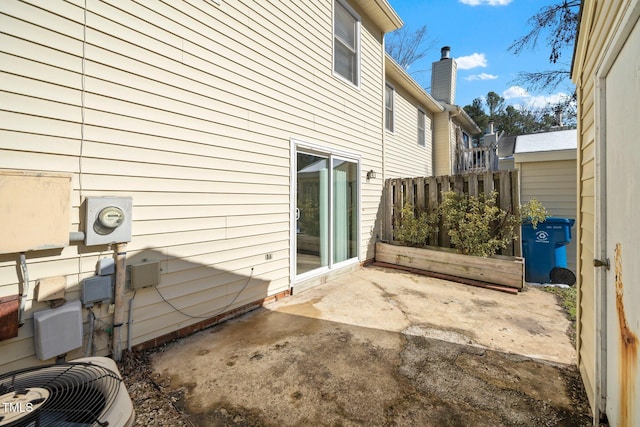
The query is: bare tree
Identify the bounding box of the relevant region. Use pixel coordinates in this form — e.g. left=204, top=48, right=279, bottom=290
left=511, top=69, right=572, bottom=94
left=385, top=25, right=438, bottom=70
left=508, top=1, right=580, bottom=92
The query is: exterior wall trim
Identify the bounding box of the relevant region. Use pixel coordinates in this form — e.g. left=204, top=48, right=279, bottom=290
left=592, top=1, right=640, bottom=419
left=289, top=137, right=363, bottom=290
left=514, top=149, right=577, bottom=163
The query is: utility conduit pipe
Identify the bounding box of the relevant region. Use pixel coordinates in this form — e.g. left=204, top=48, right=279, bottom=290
left=112, top=242, right=127, bottom=361
left=18, top=253, right=29, bottom=326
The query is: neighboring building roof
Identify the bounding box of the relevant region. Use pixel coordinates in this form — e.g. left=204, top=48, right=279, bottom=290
left=498, top=136, right=517, bottom=158
left=514, top=129, right=577, bottom=154
left=352, top=0, right=403, bottom=33
left=385, top=54, right=444, bottom=114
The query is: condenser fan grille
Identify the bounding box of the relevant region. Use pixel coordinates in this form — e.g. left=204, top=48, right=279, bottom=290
left=0, top=361, right=123, bottom=427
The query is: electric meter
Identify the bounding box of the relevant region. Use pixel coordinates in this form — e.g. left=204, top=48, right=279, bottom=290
left=84, top=197, right=132, bottom=245
left=96, top=206, right=125, bottom=232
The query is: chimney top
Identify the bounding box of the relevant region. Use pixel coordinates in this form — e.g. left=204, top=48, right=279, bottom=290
left=554, top=107, right=563, bottom=127
left=440, top=46, right=451, bottom=60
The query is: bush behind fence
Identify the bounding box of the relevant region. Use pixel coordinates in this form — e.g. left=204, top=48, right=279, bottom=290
left=383, top=170, right=521, bottom=256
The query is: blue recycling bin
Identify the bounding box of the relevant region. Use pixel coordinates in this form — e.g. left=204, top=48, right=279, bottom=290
left=521, top=217, right=575, bottom=283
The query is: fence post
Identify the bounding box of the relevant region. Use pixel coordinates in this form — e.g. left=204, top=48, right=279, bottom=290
left=428, top=176, right=439, bottom=245
left=499, top=170, right=513, bottom=256
left=483, top=171, right=494, bottom=198
left=468, top=173, right=479, bottom=198
left=416, top=177, right=426, bottom=212
left=511, top=169, right=522, bottom=257
left=384, top=178, right=393, bottom=242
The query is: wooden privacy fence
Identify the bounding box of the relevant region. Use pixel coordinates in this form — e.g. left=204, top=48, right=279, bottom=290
left=384, top=170, right=521, bottom=256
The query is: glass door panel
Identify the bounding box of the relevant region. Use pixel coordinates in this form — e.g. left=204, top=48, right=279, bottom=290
left=296, top=153, right=329, bottom=275
left=333, top=159, right=358, bottom=264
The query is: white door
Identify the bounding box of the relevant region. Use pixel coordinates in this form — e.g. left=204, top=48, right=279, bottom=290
left=293, top=145, right=360, bottom=282
left=603, top=14, right=640, bottom=427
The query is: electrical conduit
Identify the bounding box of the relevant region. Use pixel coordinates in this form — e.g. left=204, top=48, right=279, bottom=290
left=112, top=243, right=127, bottom=361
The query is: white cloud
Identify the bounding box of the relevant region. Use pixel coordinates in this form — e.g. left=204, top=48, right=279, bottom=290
left=465, top=73, right=499, bottom=81
left=459, top=0, right=512, bottom=5
left=502, top=86, right=571, bottom=108
left=526, top=93, right=570, bottom=108
left=456, top=53, right=487, bottom=70
left=503, top=85, right=529, bottom=99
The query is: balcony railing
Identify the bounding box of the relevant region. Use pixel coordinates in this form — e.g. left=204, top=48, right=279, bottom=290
left=457, top=146, right=498, bottom=173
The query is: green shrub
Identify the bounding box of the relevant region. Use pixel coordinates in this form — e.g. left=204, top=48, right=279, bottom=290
left=440, top=191, right=520, bottom=257
left=393, top=203, right=438, bottom=248
left=520, top=197, right=550, bottom=229
left=393, top=192, right=550, bottom=258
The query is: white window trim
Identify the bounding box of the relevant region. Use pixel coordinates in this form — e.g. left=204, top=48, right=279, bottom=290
left=417, top=108, right=426, bottom=147
left=385, top=83, right=395, bottom=133
left=332, top=0, right=361, bottom=89
left=289, top=138, right=362, bottom=288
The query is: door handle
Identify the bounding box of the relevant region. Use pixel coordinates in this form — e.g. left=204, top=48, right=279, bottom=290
left=593, top=258, right=610, bottom=270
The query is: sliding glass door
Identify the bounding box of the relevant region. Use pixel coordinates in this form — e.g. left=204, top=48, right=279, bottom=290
left=295, top=150, right=358, bottom=278
left=332, top=158, right=358, bottom=264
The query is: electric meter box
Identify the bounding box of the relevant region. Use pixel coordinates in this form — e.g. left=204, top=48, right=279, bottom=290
left=84, top=197, right=133, bottom=246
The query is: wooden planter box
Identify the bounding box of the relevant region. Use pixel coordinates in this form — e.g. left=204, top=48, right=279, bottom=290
left=375, top=242, right=524, bottom=290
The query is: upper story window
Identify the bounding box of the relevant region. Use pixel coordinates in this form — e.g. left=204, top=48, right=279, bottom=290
left=333, top=0, right=360, bottom=86
left=385, top=83, right=394, bottom=132
left=417, top=109, right=426, bottom=146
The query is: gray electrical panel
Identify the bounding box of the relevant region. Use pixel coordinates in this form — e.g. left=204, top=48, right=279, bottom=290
left=81, top=275, right=113, bottom=307
left=84, top=197, right=133, bottom=246
left=130, top=261, right=161, bottom=289
left=33, top=300, right=82, bottom=360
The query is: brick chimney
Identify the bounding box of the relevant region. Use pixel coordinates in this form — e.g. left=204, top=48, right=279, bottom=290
left=431, top=46, right=457, bottom=105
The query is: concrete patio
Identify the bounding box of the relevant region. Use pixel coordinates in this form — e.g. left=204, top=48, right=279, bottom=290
left=150, top=266, right=591, bottom=426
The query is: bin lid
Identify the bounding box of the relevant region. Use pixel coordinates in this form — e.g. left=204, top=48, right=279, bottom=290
left=523, top=217, right=575, bottom=227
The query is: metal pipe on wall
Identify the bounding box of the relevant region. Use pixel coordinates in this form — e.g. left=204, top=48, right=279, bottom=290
left=85, top=310, right=94, bottom=357
left=127, top=293, right=135, bottom=352
left=112, top=242, right=127, bottom=361
left=18, top=253, right=29, bottom=326
left=69, top=231, right=85, bottom=242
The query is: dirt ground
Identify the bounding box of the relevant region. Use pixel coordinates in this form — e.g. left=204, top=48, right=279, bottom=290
left=128, top=266, right=593, bottom=426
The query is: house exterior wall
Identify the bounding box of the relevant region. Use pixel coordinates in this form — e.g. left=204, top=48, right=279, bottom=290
left=515, top=156, right=578, bottom=273
left=572, top=0, right=634, bottom=419
left=383, top=82, right=434, bottom=179
left=499, top=158, right=515, bottom=170
left=433, top=112, right=452, bottom=176
left=0, top=0, right=398, bottom=371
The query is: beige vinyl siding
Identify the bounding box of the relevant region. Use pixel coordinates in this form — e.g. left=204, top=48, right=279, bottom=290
left=516, top=158, right=577, bottom=272
left=433, top=112, right=451, bottom=176
left=571, top=0, right=626, bottom=411
left=0, top=0, right=388, bottom=370
left=499, top=158, right=515, bottom=170
left=383, top=83, right=434, bottom=179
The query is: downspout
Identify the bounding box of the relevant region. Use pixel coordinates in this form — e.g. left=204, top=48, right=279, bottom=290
left=112, top=242, right=127, bottom=361
left=446, top=105, right=461, bottom=175
left=381, top=36, right=387, bottom=242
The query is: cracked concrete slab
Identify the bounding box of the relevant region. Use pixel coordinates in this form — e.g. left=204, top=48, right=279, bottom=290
left=151, top=266, right=590, bottom=426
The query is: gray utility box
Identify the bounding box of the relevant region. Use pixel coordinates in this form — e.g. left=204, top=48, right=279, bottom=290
left=130, top=261, right=161, bottom=289
left=85, top=197, right=133, bottom=246
left=33, top=300, right=82, bottom=360
left=81, top=275, right=113, bottom=307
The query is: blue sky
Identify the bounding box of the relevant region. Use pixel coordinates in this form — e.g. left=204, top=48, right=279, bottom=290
left=385, top=0, right=575, bottom=109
